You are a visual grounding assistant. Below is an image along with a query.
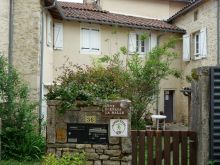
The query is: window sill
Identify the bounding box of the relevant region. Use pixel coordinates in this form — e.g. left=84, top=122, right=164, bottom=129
left=80, top=50, right=101, bottom=55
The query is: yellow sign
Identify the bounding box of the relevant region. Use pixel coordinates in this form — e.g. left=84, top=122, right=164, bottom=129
left=85, top=116, right=96, bottom=123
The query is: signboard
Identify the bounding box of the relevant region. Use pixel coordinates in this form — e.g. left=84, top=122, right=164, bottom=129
left=110, top=119, right=128, bottom=137
left=102, top=102, right=129, bottom=117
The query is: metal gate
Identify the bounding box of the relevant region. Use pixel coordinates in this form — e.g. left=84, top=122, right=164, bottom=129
left=210, top=67, right=220, bottom=163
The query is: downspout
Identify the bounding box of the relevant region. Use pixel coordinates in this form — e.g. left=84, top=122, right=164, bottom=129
left=8, top=0, right=14, bottom=66
left=217, top=0, right=220, bottom=65
left=39, top=0, right=57, bottom=134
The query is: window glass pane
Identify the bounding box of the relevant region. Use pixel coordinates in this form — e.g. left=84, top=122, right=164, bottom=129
left=195, top=34, right=199, bottom=54
left=141, top=40, right=145, bottom=53
left=136, top=34, right=139, bottom=52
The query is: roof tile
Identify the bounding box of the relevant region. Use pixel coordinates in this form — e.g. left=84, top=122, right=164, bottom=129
left=55, top=1, right=185, bottom=33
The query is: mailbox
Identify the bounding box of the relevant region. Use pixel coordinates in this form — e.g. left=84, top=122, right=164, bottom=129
left=67, top=123, right=108, bottom=144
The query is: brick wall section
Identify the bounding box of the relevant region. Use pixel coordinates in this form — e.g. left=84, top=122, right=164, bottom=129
left=47, top=100, right=132, bottom=165
left=13, top=0, right=42, bottom=100
left=0, top=0, right=9, bottom=56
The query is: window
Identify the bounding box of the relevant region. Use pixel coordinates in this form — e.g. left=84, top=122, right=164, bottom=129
left=194, top=10, right=198, bottom=21
left=128, top=32, right=156, bottom=55
left=194, top=32, right=200, bottom=56
left=182, top=27, right=207, bottom=61
left=80, top=27, right=100, bottom=54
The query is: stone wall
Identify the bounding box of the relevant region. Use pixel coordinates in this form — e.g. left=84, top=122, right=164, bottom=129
left=47, top=100, right=132, bottom=165
left=191, top=67, right=210, bottom=165
left=13, top=0, right=42, bottom=101
left=0, top=0, right=9, bottom=56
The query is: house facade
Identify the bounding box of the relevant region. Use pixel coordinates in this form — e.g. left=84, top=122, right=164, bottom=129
left=167, top=0, right=218, bottom=123
left=0, top=0, right=192, bottom=124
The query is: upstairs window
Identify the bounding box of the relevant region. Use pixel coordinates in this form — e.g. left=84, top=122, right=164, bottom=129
left=182, top=27, right=207, bottom=61
left=128, top=32, right=157, bottom=55
left=80, top=27, right=100, bottom=54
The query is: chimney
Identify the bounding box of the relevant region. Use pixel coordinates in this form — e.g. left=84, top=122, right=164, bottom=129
left=83, top=0, right=101, bottom=9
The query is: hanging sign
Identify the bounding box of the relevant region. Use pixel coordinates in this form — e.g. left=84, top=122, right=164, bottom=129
left=110, top=119, right=128, bottom=137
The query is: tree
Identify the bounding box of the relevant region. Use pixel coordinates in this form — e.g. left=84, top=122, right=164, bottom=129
left=0, top=55, right=45, bottom=160
left=46, top=38, right=181, bottom=129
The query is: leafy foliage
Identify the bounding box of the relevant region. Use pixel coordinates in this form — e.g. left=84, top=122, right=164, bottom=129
left=42, top=153, right=86, bottom=165
left=46, top=38, right=181, bottom=129
left=0, top=55, right=45, bottom=160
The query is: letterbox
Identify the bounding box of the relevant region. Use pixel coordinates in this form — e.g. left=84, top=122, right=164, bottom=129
left=67, top=123, right=108, bottom=144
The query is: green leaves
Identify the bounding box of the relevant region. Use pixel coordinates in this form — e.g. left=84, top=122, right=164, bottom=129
left=46, top=38, right=181, bottom=129
left=0, top=54, right=45, bottom=161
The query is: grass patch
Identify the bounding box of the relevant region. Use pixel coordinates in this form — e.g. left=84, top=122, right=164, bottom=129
left=1, top=160, right=41, bottom=165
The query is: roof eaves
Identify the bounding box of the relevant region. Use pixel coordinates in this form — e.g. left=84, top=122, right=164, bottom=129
left=167, top=0, right=204, bottom=23
left=64, top=17, right=186, bottom=33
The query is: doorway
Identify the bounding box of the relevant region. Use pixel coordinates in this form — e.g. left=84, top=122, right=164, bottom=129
left=164, top=90, right=174, bottom=122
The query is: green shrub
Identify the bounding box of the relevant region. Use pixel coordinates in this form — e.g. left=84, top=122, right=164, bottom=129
left=42, top=153, right=86, bottom=165
left=0, top=55, right=45, bottom=160
left=46, top=38, right=181, bottom=129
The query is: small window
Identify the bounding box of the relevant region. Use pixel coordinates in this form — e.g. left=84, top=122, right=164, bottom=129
left=194, top=10, right=198, bottom=21
left=80, top=27, right=100, bottom=54
left=194, top=32, right=200, bottom=55
left=129, top=32, right=150, bottom=55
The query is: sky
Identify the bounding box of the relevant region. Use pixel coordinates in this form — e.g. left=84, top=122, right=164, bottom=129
left=58, top=0, right=83, bottom=2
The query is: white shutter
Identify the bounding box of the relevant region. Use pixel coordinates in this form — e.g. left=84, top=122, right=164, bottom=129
left=54, top=23, right=63, bottom=49
left=183, top=34, right=190, bottom=61
left=150, top=32, right=157, bottom=50
left=81, top=28, right=90, bottom=51
left=200, top=27, right=207, bottom=58
left=47, top=15, right=52, bottom=45
left=90, top=29, right=100, bottom=52
left=128, top=32, right=136, bottom=54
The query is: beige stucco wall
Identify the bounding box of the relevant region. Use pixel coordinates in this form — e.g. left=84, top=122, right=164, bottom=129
left=53, top=21, right=130, bottom=77
left=100, top=0, right=187, bottom=19
left=13, top=0, right=42, bottom=100
left=171, top=0, right=217, bottom=123
left=0, top=0, right=9, bottom=56
left=158, top=34, right=184, bottom=122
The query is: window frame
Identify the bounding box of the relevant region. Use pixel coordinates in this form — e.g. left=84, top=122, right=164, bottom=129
left=80, top=26, right=101, bottom=55
left=129, top=32, right=150, bottom=55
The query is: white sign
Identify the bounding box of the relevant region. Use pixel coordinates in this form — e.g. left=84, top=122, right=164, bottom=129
left=110, top=119, right=128, bottom=137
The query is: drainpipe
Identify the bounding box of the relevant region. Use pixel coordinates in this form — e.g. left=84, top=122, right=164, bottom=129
left=39, top=0, right=57, bottom=134
left=217, top=0, right=220, bottom=65
left=8, top=0, right=14, bottom=66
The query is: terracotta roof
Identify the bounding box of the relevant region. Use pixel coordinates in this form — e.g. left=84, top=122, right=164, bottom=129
left=167, top=0, right=204, bottom=23
left=52, top=1, right=185, bottom=33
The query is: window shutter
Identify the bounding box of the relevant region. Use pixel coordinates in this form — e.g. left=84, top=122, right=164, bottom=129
left=200, top=27, right=207, bottom=58
left=90, top=29, right=100, bottom=51
left=54, top=23, right=63, bottom=49
left=128, top=32, right=136, bottom=54
left=183, top=34, right=190, bottom=61
left=81, top=28, right=90, bottom=51
left=47, top=15, right=52, bottom=45
left=150, top=33, right=157, bottom=50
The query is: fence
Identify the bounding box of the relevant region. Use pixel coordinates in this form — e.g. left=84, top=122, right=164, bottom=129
left=131, top=130, right=197, bottom=165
